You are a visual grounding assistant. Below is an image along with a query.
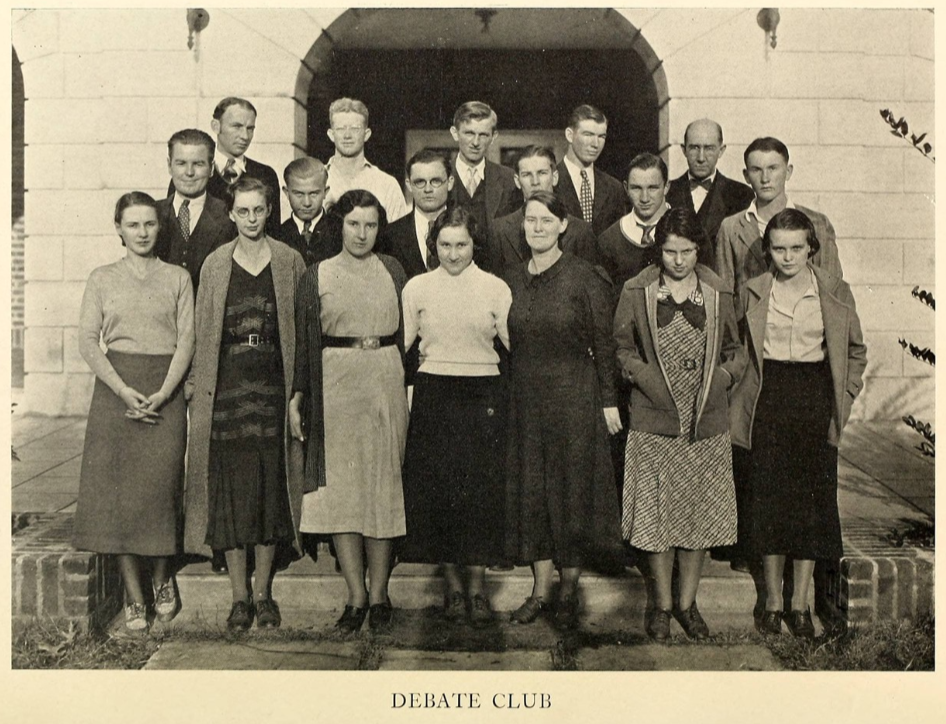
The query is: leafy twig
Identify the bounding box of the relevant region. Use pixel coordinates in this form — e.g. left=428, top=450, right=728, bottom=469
left=898, top=339, right=935, bottom=366
left=902, top=415, right=935, bottom=457
left=880, top=109, right=935, bottom=162
left=911, top=286, right=935, bottom=310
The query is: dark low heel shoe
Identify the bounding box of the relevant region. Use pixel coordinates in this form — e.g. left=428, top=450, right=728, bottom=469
left=226, top=599, right=254, bottom=631
left=785, top=608, right=816, bottom=639
left=647, top=609, right=672, bottom=642
left=757, top=609, right=783, bottom=635
left=368, top=601, right=393, bottom=631
left=336, top=605, right=367, bottom=633
left=673, top=602, right=710, bottom=640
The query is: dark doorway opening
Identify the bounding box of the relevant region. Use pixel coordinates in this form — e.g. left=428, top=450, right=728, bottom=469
left=307, top=48, right=659, bottom=182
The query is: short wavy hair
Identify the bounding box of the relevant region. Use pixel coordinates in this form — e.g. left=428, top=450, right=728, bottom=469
left=762, top=208, right=820, bottom=260
left=331, top=189, right=389, bottom=237
left=427, top=204, right=484, bottom=259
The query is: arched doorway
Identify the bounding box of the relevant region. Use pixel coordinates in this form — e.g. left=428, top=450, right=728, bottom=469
left=298, top=8, right=668, bottom=182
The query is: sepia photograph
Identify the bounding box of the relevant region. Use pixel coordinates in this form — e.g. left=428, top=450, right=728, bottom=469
left=5, top=3, right=939, bottom=721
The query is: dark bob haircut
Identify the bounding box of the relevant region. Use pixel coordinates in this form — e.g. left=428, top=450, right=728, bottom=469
left=427, top=204, right=484, bottom=258
left=649, top=206, right=710, bottom=268
left=228, top=176, right=273, bottom=211
left=113, top=191, right=159, bottom=246
left=761, top=208, right=820, bottom=260
left=331, top=189, right=389, bottom=237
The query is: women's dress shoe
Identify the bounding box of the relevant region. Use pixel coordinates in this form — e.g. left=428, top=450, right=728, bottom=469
left=673, top=602, right=710, bottom=640
left=469, top=594, right=493, bottom=627
left=369, top=600, right=394, bottom=631
left=553, top=594, right=580, bottom=630
left=226, top=599, right=254, bottom=631
left=153, top=580, right=178, bottom=623
left=785, top=608, right=816, bottom=639
left=124, top=602, right=149, bottom=633
left=336, top=604, right=367, bottom=633
left=757, top=609, right=783, bottom=635
left=647, top=609, right=672, bottom=642
left=256, top=598, right=282, bottom=629
left=443, top=592, right=467, bottom=622
left=509, top=596, right=548, bottom=625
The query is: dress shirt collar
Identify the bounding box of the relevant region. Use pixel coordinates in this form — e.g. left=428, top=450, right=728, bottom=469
left=172, top=190, right=206, bottom=218
left=455, top=154, right=486, bottom=179
left=293, top=210, right=323, bottom=235
left=215, top=150, right=245, bottom=176
left=688, top=170, right=717, bottom=186
left=563, top=154, right=594, bottom=194
left=619, top=204, right=669, bottom=246
left=326, top=154, right=373, bottom=172
left=746, top=197, right=795, bottom=225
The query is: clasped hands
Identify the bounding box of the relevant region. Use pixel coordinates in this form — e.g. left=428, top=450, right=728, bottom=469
left=119, top=386, right=168, bottom=425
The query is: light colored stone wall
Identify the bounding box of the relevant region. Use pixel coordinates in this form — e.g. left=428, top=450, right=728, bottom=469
left=13, top=8, right=934, bottom=421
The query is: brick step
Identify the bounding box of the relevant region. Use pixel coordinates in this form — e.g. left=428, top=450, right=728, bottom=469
left=172, top=555, right=770, bottom=628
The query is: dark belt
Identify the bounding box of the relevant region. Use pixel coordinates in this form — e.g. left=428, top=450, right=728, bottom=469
left=222, top=333, right=277, bottom=347
left=322, top=335, right=396, bottom=350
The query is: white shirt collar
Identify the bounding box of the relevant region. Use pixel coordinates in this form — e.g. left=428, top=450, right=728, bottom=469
left=746, top=197, right=795, bottom=224
left=563, top=154, right=594, bottom=194
left=618, top=204, right=669, bottom=246
left=214, top=149, right=245, bottom=176
left=172, top=190, right=206, bottom=217
left=327, top=154, right=373, bottom=172
left=455, top=154, right=486, bottom=178
left=292, top=210, right=323, bottom=235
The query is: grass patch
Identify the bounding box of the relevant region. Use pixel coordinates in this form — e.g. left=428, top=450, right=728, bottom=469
left=12, top=619, right=160, bottom=670
left=764, top=616, right=935, bottom=671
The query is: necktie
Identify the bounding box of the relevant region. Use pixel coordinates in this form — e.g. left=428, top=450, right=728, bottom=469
left=466, top=167, right=480, bottom=198
left=177, top=199, right=190, bottom=241
left=637, top=222, right=655, bottom=246
left=303, top=219, right=312, bottom=244
left=579, top=169, right=593, bottom=224
left=222, top=158, right=238, bottom=186
left=425, top=221, right=438, bottom=271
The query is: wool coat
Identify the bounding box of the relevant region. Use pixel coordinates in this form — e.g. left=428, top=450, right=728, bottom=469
left=728, top=265, right=867, bottom=449
left=613, top=263, right=745, bottom=441
left=183, top=238, right=307, bottom=557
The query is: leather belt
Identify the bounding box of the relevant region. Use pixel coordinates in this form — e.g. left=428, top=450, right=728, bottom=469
left=322, top=335, right=396, bottom=350
left=223, top=333, right=277, bottom=347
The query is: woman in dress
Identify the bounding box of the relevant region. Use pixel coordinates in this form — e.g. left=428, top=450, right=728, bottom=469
left=74, top=191, right=195, bottom=632
left=183, top=176, right=307, bottom=631
left=289, top=189, right=409, bottom=634
left=614, top=206, right=744, bottom=642
left=398, top=205, right=512, bottom=626
left=730, top=208, right=866, bottom=638
left=504, top=190, right=623, bottom=630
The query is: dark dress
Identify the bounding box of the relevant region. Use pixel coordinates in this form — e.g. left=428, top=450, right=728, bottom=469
left=205, top=263, right=293, bottom=549
left=504, top=253, right=623, bottom=570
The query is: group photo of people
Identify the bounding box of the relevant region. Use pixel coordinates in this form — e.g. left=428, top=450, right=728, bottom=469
left=72, top=92, right=867, bottom=643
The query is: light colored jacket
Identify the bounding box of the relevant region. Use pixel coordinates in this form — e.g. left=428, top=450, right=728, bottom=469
left=729, top=264, right=867, bottom=449
left=614, top=264, right=746, bottom=441
left=183, top=238, right=307, bottom=557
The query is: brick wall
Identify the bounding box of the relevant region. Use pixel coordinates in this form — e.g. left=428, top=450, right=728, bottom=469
left=12, top=8, right=934, bottom=419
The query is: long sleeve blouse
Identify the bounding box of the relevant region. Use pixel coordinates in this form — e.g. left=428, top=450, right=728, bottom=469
left=77, top=258, right=195, bottom=396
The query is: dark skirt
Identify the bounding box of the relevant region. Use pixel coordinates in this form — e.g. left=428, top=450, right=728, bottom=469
left=748, top=359, right=842, bottom=560
left=399, top=373, right=506, bottom=566
left=73, top=352, right=186, bottom=556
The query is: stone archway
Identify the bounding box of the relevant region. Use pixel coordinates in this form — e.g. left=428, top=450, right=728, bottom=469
left=294, top=8, right=669, bottom=179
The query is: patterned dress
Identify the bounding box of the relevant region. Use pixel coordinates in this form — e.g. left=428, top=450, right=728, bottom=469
left=622, top=282, right=737, bottom=552
left=205, top=263, right=293, bottom=549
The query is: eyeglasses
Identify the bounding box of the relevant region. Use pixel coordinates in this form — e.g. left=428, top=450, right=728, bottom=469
left=234, top=206, right=268, bottom=219
left=410, top=178, right=447, bottom=190
left=332, top=126, right=365, bottom=134
left=685, top=145, right=719, bottom=154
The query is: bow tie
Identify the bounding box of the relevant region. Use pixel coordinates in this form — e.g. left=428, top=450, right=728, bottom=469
left=656, top=283, right=706, bottom=330
left=689, top=176, right=713, bottom=192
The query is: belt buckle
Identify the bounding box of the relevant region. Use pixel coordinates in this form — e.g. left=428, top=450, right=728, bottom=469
left=247, top=333, right=261, bottom=347
left=361, top=336, right=380, bottom=350
left=683, top=358, right=697, bottom=370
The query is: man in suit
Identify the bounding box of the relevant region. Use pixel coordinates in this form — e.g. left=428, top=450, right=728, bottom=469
left=155, top=128, right=236, bottom=292
left=715, top=136, right=843, bottom=297
left=666, top=119, right=754, bottom=255
left=554, top=104, right=629, bottom=237
left=323, top=97, right=410, bottom=222
left=383, top=149, right=454, bottom=279
left=278, top=157, right=340, bottom=267
left=597, top=152, right=683, bottom=290
left=490, top=145, right=599, bottom=276
left=448, top=101, right=522, bottom=272
left=169, top=97, right=282, bottom=239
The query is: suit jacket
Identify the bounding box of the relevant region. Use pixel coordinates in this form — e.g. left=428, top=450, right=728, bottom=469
left=183, top=239, right=307, bottom=558
left=380, top=211, right=430, bottom=280
left=275, top=213, right=341, bottom=268
left=449, top=159, right=522, bottom=272
left=154, top=194, right=236, bottom=292
left=666, top=171, right=754, bottom=253
left=554, top=161, right=630, bottom=237
left=490, top=208, right=600, bottom=277
left=613, top=264, right=745, bottom=441
left=715, top=204, right=843, bottom=300
left=729, top=265, right=867, bottom=449
left=168, top=156, right=282, bottom=238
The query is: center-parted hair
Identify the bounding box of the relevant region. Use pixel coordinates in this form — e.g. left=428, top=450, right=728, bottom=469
left=167, top=129, right=215, bottom=159
left=331, top=189, right=389, bottom=236
left=213, top=97, right=257, bottom=121
left=523, top=190, right=568, bottom=223
left=427, top=204, right=484, bottom=258
left=228, top=176, right=272, bottom=211
left=625, top=152, right=669, bottom=185
left=515, top=145, right=557, bottom=174
left=761, top=208, right=820, bottom=259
